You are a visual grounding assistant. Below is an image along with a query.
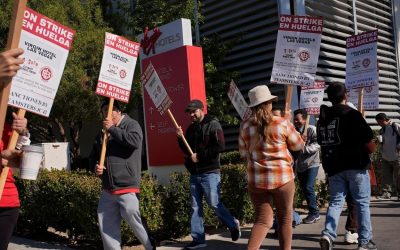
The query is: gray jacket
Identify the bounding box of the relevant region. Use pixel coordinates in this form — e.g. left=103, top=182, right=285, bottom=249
left=295, top=125, right=320, bottom=173
left=90, top=114, right=143, bottom=191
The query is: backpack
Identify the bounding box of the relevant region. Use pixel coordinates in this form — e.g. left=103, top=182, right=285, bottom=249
left=380, top=122, right=400, bottom=145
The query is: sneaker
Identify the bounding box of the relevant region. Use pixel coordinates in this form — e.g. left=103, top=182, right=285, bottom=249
left=320, top=235, right=333, bottom=250
left=150, top=237, right=157, bottom=250
left=344, top=230, right=358, bottom=244
left=376, top=192, right=391, bottom=200
left=184, top=241, right=207, bottom=249
left=303, top=214, right=321, bottom=224
left=358, top=240, right=378, bottom=250
left=230, top=218, right=241, bottom=241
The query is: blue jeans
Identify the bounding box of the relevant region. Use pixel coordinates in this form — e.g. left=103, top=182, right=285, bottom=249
left=322, top=170, right=373, bottom=246
left=190, top=172, right=236, bottom=243
left=297, top=166, right=320, bottom=216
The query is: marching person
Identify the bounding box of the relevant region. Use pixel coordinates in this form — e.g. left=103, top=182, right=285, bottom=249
left=317, top=82, right=377, bottom=250
left=0, top=112, right=30, bottom=250
left=239, top=85, right=304, bottom=250
left=90, top=100, right=155, bottom=250
left=375, top=113, right=400, bottom=200
left=176, top=99, right=241, bottom=250
left=293, top=109, right=321, bottom=224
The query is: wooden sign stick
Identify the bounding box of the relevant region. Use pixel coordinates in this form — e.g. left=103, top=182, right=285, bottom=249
left=0, top=0, right=27, bottom=201
left=98, top=98, right=114, bottom=168
left=285, top=85, right=293, bottom=117
left=0, top=0, right=26, bottom=141
left=166, top=108, right=194, bottom=155
left=358, top=88, right=365, bottom=116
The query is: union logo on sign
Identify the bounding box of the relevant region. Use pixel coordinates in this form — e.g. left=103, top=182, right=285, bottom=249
left=362, top=58, right=371, bottom=68
left=120, top=69, right=127, bottom=79
left=312, top=97, right=318, bottom=103
left=40, top=66, right=53, bottom=81
left=298, top=50, right=310, bottom=62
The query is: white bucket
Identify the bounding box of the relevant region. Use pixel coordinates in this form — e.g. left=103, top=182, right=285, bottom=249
left=20, top=145, right=44, bottom=180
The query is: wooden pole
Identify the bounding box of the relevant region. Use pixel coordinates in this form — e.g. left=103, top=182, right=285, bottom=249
left=304, top=115, right=310, bottom=131
left=0, top=0, right=26, bottom=141
left=0, top=109, right=26, bottom=200
left=285, top=85, right=293, bottom=118
left=358, top=88, right=364, bottom=115
left=98, top=98, right=114, bottom=168
left=0, top=0, right=27, bottom=201
left=166, top=108, right=194, bottom=155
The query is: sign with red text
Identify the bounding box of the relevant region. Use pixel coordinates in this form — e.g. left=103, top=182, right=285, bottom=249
left=137, top=19, right=192, bottom=61
left=271, top=15, right=323, bottom=87
left=345, top=30, right=378, bottom=89
left=142, top=63, right=172, bottom=115
left=96, top=33, right=140, bottom=103
left=227, top=80, right=251, bottom=120
left=347, top=85, right=379, bottom=110
left=300, top=80, right=325, bottom=115
left=8, top=8, right=75, bottom=116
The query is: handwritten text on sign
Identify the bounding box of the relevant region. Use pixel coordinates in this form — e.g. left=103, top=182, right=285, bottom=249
left=8, top=8, right=75, bottom=117
left=96, top=33, right=140, bottom=102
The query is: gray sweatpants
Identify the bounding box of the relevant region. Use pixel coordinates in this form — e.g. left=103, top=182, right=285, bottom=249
left=97, top=191, right=153, bottom=250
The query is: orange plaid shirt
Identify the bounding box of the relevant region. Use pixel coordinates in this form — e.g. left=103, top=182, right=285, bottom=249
left=239, top=116, right=304, bottom=190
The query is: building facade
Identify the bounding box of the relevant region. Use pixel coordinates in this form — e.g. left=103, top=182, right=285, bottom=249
left=200, top=0, right=400, bottom=149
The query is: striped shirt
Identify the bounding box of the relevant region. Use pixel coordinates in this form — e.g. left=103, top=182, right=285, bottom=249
left=239, top=116, right=304, bottom=190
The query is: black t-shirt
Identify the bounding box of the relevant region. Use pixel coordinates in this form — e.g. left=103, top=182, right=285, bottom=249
left=317, top=104, right=373, bottom=176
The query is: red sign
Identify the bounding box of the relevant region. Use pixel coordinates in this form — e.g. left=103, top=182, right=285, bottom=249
left=142, top=46, right=206, bottom=166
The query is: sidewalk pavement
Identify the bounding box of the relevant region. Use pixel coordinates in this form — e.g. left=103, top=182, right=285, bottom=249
left=9, top=198, right=400, bottom=250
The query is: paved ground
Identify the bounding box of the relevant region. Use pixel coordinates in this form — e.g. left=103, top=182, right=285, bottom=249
left=8, top=198, right=400, bottom=249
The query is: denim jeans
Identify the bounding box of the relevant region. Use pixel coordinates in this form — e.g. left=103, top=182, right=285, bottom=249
left=322, top=169, right=373, bottom=246
left=297, top=166, right=320, bottom=216
left=190, top=172, right=236, bottom=243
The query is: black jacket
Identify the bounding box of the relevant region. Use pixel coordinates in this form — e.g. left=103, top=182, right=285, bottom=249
left=178, top=114, right=225, bottom=174
left=90, top=115, right=143, bottom=191
left=317, top=104, right=373, bottom=177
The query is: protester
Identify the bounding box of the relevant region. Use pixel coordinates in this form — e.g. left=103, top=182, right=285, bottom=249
left=270, top=106, right=302, bottom=238
left=0, top=48, right=29, bottom=250
left=0, top=48, right=24, bottom=84
left=90, top=101, right=155, bottom=250
left=0, top=112, right=30, bottom=250
left=176, top=99, right=240, bottom=250
left=317, top=82, right=377, bottom=250
left=272, top=106, right=283, bottom=117
left=293, top=109, right=321, bottom=224
left=239, top=85, right=304, bottom=250
left=375, top=112, right=400, bottom=200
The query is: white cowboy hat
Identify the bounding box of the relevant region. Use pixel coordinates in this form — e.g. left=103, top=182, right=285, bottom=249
left=248, top=85, right=278, bottom=107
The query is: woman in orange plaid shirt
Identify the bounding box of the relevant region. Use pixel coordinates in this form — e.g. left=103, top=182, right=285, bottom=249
left=239, top=85, right=304, bottom=250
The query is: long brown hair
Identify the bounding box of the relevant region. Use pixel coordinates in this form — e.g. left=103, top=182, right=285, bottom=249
left=251, top=102, right=274, bottom=140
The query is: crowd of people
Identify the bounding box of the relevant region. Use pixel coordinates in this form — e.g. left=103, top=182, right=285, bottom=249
left=1, top=47, right=398, bottom=250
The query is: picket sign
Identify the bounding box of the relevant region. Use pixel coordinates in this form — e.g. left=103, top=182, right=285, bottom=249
left=141, top=63, right=193, bottom=155
left=0, top=0, right=27, bottom=200
left=95, top=33, right=140, bottom=167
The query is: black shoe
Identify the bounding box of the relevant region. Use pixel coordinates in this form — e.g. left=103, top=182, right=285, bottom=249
left=303, top=214, right=321, bottom=224
left=184, top=241, right=207, bottom=249
left=230, top=218, right=241, bottom=241
left=358, top=240, right=378, bottom=250
left=320, top=235, right=333, bottom=250
left=150, top=237, right=157, bottom=250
